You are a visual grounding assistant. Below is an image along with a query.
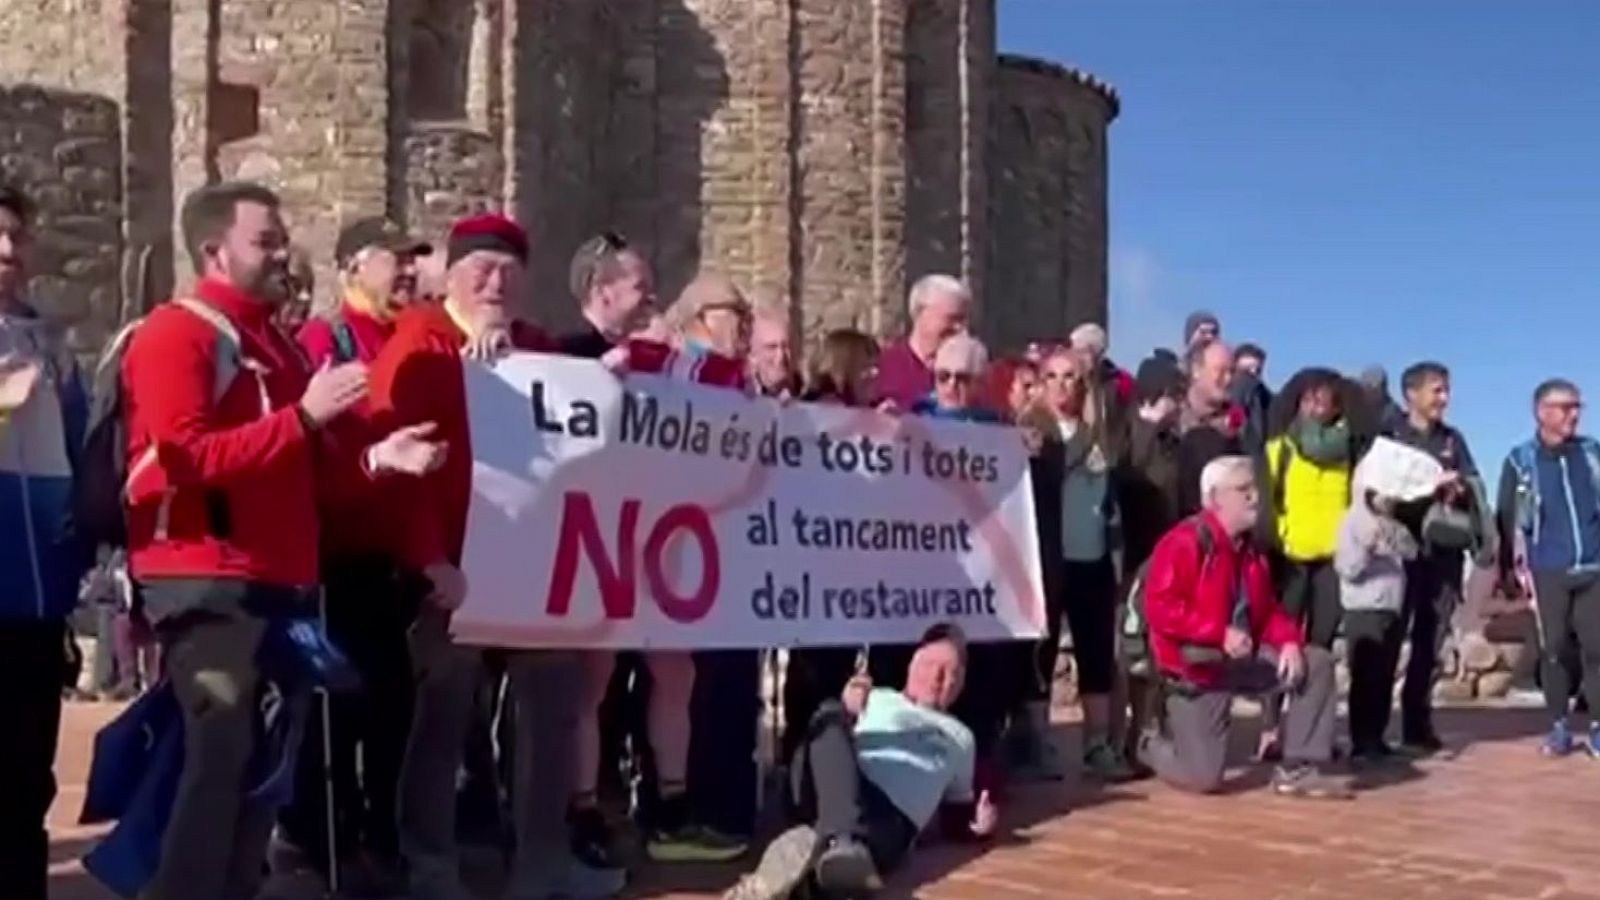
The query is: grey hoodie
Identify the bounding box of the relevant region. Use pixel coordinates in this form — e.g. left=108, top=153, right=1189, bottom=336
left=1335, top=462, right=1419, bottom=613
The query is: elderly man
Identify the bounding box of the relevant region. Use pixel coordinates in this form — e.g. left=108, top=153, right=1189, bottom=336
left=1138, top=456, right=1347, bottom=798
left=748, top=296, right=797, bottom=398
left=280, top=214, right=432, bottom=892
left=1497, top=378, right=1600, bottom=758
left=724, top=625, right=996, bottom=900
left=1176, top=340, right=1247, bottom=515
left=369, top=214, right=624, bottom=900
left=874, top=274, right=970, bottom=409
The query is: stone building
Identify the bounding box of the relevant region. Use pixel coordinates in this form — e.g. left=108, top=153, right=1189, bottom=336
left=0, top=0, right=1116, bottom=358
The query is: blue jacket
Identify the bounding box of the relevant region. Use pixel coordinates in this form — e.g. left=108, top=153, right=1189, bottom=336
left=1500, top=437, right=1600, bottom=575
left=80, top=611, right=356, bottom=898
left=0, top=308, right=90, bottom=621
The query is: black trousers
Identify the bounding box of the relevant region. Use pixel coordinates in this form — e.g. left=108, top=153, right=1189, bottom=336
left=1401, top=549, right=1463, bottom=739
left=689, top=649, right=761, bottom=838
left=279, top=557, right=418, bottom=865
left=783, top=646, right=858, bottom=762
left=1531, top=569, right=1600, bottom=721
left=1279, top=558, right=1342, bottom=650
left=0, top=620, right=67, bottom=900
left=790, top=702, right=917, bottom=874
left=1344, top=609, right=1405, bottom=749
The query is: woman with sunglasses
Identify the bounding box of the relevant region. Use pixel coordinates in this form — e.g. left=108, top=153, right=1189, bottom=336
left=1021, top=345, right=1134, bottom=782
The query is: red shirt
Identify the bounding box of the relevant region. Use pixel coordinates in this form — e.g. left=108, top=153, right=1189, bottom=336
left=298, top=299, right=402, bottom=561
left=367, top=306, right=552, bottom=570
left=297, top=301, right=394, bottom=366
left=872, top=338, right=933, bottom=408
left=1142, top=511, right=1301, bottom=688
left=122, top=279, right=320, bottom=586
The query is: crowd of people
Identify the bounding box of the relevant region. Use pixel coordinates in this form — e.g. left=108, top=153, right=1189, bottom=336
left=1, top=174, right=1597, bottom=900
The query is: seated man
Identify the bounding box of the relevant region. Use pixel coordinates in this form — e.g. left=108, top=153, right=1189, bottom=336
left=1138, top=455, right=1350, bottom=798
left=725, top=625, right=997, bottom=900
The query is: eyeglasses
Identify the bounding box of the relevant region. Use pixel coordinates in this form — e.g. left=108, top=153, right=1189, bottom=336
left=936, top=370, right=975, bottom=386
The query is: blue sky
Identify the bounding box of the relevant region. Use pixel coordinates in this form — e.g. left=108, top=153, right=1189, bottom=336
left=998, top=0, right=1600, bottom=480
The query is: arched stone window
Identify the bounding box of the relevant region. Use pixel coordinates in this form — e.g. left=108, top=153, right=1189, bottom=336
left=408, top=0, right=475, bottom=122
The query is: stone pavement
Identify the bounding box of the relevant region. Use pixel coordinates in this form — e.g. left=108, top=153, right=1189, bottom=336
left=47, top=702, right=1600, bottom=900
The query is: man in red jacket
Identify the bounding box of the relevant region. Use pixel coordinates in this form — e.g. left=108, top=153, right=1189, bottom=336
left=276, top=216, right=432, bottom=892
left=121, top=181, right=441, bottom=900
left=1137, top=455, right=1348, bottom=799
left=369, top=214, right=625, bottom=900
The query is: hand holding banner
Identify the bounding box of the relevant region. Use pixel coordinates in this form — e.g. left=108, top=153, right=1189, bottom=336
left=454, top=353, right=1046, bottom=650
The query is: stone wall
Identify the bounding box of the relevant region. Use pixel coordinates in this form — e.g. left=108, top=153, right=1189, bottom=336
left=0, top=86, right=123, bottom=354
left=405, top=125, right=501, bottom=241
left=905, top=0, right=994, bottom=334
left=987, top=54, right=1117, bottom=353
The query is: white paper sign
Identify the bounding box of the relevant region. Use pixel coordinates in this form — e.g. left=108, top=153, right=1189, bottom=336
left=453, top=353, right=1046, bottom=650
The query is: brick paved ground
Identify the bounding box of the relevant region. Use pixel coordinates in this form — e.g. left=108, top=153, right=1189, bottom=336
left=48, top=702, right=1600, bottom=900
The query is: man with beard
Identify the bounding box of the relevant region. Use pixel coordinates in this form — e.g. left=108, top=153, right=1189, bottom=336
left=275, top=217, right=432, bottom=893
left=120, top=182, right=442, bottom=900
left=1176, top=340, right=1247, bottom=517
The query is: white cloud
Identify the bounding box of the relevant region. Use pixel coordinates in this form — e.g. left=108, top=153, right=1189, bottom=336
left=1108, top=246, right=1186, bottom=364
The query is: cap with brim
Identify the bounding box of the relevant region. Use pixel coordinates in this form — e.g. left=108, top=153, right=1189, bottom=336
left=336, top=217, right=432, bottom=268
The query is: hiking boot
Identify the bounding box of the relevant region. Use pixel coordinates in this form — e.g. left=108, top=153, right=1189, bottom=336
left=720, top=825, right=817, bottom=900
left=506, top=852, right=626, bottom=900
left=1083, top=740, right=1136, bottom=782
left=1270, top=764, right=1354, bottom=800
left=813, top=835, right=882, bottom=896
left=1584, top=723, right=1600, bottom=760
left=1542, top=720, right=1574, bottom=758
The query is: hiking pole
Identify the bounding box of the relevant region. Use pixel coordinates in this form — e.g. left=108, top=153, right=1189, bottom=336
left=317, top=587, right=341, bottom=898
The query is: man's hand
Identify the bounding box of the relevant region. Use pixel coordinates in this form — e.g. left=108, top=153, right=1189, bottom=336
left=422, top=561, right=468, bottom=612
left=299, top=360, right=369, bottom=426
left=841, top=673, right=872, bottom=718
left=1223, top=626, right=1254, bottom=660
left=1276, top=643, right=1306, bottom=687
left=598, top=345, right=631, bottom=376
left=969, top=790, right=998, bottom=838
left=368, top=422, right=448, bottom=476
left=875, top=398, right=900, bottom=416
left=463, top=327, right=511, bottom=362
left=0, top=354, right=41, bottom=413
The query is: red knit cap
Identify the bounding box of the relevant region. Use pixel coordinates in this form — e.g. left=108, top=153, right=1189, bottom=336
left=447, top=213, right=529, bottom=266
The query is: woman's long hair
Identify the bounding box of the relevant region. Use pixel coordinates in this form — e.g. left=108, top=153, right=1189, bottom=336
left=1266, top=366, right=1378, bottom=442
left=984, top=356, right=1038, bottom=422
left=805, top=328, right=879, bottom=406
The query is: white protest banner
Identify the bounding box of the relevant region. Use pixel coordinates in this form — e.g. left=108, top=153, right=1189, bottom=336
left=452, top=353, right=1046, bottom=650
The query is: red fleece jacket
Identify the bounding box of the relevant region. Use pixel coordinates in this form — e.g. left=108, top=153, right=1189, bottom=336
left=122, top=278, right=320, bottom=586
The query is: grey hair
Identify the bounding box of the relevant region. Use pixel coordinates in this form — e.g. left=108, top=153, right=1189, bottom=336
left=934, top=333, right=989, bottom=374
left=1069, top=322, right=1107, bottom=354
left=1200, top=455, right=1254, bottom=504
left=908, top=273, right=972, bottom=319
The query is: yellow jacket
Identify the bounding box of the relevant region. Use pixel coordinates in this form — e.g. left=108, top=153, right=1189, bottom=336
left=1265, top=435, right=1352, bottom=561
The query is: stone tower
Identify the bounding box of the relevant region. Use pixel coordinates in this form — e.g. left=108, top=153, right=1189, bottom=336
left=0, top=0, right=1116, bottom=358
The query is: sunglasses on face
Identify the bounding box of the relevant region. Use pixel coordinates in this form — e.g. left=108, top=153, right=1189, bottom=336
left=936, top=370, right=975, bottom=386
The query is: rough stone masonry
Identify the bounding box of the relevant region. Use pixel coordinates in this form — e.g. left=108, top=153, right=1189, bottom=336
left=0, top=0, right=1117, bottom=361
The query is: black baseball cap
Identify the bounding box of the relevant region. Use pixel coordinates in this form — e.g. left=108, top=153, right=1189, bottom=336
left=335, top=217, right=431, bottom=268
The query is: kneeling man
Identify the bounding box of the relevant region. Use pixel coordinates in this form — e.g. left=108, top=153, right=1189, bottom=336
left=725, top=624, right=996, bottom=900
left=1139, top=456, right=1350, bottom=798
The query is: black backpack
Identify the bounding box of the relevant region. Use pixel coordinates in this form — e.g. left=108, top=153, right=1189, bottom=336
left=1120, top=518, right=1216, bottom=677
left=74, top=299, right=242, bottom=550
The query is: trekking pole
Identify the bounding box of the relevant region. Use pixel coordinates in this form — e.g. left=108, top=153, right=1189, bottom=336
left=317, top=587, right=341, bottom=898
